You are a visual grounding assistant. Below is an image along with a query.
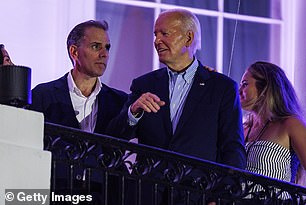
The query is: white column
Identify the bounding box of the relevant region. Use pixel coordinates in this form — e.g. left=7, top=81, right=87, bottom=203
left=0, top=105, right=51, bottom=203
left=294, top=0, right=306, bottom=111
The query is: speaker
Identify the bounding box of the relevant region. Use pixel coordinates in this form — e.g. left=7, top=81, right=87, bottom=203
left=0, top=65, right=31, bottom=108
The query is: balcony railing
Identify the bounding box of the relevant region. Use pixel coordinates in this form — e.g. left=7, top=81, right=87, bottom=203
left=44, top=122, right=306, bottom=205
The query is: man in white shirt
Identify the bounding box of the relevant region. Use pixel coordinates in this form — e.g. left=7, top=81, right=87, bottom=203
left=30, top=20, right=127, bottom=134
left=29, top=20, right=127, bottom=203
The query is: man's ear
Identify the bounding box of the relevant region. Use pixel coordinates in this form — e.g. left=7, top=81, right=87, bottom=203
left=69, top=45, right=78, bottom=63
left=186, top=30, right=194, bottom=47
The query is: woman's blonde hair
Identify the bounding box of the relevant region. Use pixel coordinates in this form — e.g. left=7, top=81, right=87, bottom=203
left=246, top=61, right=303, bottom=125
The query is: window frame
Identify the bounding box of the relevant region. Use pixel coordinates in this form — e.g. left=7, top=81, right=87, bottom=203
left=97, top=0, right=293, bottom=82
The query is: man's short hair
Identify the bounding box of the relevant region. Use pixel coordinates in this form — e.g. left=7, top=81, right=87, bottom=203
left=66, top=20, right=109, bottom=64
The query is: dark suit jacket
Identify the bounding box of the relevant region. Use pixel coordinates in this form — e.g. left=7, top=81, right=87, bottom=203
left=108, top=62, right=246, bottom=169
left=29, top=73, right=127, bottom=200
left=29, top=73, right=127, bottom=135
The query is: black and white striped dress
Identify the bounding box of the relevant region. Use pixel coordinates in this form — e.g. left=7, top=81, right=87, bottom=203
left=246, top=140, right=292, bottom=181
left=245, top=140, right=299, bottom=199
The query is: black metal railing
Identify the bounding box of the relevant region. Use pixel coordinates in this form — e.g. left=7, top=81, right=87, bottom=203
left=44, top=122, right=306, bottom=205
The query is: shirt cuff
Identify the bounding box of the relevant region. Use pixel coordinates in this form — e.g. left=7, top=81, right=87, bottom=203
left=127, top=105, right=143, bottom=126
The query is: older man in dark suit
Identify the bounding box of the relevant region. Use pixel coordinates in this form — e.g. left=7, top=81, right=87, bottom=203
left=110, top=8, right=245, bottom=171
left=108, top=9, right=246, bottom=204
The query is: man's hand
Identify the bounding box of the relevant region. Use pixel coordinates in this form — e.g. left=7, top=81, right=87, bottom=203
left=130, top=92, right=165, bottom=116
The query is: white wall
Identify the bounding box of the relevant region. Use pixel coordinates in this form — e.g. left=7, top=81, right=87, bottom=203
left=0, top=0, right=95, bottom=88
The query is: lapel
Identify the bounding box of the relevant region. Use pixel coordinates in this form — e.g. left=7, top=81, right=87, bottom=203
left=173, top=63, right=211, bottom=137
left=54, top=73, right=79, bottom=128
left=154, top=68, right=173, bottom=136
left=94, top=84, right=110, bottom=133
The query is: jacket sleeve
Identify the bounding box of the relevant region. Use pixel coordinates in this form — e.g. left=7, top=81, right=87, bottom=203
left=217, top=81, right=246, bottom=169
left=106, top=79, right=141, bottom=140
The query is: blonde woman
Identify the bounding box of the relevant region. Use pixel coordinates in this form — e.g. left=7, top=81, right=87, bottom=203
left=239, top=61, right=306, bottom=187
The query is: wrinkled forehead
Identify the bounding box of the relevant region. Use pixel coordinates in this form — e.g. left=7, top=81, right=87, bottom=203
left=155, top=13, right=183, bottom=30
left=81, top=27, right=110, bottom=46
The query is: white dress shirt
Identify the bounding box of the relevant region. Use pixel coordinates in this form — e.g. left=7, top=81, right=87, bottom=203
left=67, top=71, right=102, bottom=133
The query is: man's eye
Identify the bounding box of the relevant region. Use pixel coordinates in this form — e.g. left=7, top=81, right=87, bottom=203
left=91, top=44, right=100, bottom=50
left=105, top=44, right=111, bottom=51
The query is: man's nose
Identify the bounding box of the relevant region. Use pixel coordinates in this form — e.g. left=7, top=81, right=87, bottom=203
left=99, top=48, right=109, bottom=58
left=154, top=34, right=162, bottom=45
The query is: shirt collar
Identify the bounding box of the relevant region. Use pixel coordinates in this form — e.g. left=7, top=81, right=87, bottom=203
left=167, top=58, right=198, bottom=84
left=67, top=70, right=102, bottom=97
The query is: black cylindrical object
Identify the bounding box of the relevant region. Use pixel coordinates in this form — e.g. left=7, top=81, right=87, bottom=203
left=0, top=65, right=31, bottom=108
